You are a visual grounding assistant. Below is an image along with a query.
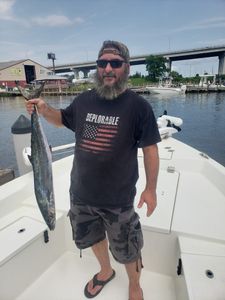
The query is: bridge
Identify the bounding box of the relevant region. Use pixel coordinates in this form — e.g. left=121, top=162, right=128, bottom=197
left=50, top=45, right=225, bottom=77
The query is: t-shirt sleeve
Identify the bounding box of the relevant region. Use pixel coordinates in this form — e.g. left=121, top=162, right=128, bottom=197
left=136, top=99, right=161, bottom=148
left=61, top=101, right=76, bottom=132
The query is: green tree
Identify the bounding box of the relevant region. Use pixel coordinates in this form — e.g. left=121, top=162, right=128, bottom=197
left=170, top=71, right=183, bottom=83
left=130, top=72, right=142, bottom=78
left=146, top=55, right=168, bottom=81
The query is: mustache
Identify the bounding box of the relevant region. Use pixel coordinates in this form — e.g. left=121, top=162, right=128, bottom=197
left=103, top=72, right=116, bottom=78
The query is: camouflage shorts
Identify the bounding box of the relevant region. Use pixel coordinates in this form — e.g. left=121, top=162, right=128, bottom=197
left=68, top=204, right=143, bottom=264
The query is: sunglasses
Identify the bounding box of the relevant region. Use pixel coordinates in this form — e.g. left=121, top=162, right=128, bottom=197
left=96, top=59, right=125, bottom=69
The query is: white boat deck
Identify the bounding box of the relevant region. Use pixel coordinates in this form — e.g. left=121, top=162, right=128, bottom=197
left=16, top=251, right=176, bottom=300
left=16, top=252, right=176, bottom=300
left=1, top=137, right=225, bottom=300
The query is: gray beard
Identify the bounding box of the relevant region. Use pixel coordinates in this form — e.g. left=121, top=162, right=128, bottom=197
left=94, top=70, right=129, bottom=100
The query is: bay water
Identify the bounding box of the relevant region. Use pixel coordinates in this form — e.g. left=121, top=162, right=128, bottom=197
left=0, top=92, right=224, bottom=177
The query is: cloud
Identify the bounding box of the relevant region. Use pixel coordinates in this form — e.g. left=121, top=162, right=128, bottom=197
left=197, top=37, right=225, bottom=46
left=0, top=0, right=15, bottom=20
left=0, top=0, right=29, bottom=25
left=0, top=40, right=33, bottom=61
left=32, top=14, right=82, bottom=27
left=0, top=0, right=84, bottom=28
left=74, top=17, right=84, bottom=24
left=173, top=17, right=225, bottom=32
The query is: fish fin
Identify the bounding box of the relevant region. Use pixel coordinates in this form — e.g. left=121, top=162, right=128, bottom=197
left=15, top=81, right=45, bottom=100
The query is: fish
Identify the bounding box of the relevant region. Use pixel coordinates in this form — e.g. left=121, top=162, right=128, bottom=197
left=16, top=82, right=56, bottom=230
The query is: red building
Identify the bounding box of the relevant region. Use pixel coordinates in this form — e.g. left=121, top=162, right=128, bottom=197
left=0, top=59, right=67, bottom=90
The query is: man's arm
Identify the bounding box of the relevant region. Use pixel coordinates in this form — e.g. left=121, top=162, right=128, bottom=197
left=138, top=144, right=159, bottom=217
left=26, top=98, right=63, bottom=127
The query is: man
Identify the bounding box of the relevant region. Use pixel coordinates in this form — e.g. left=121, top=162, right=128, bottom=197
left=26, top=40, right=161, bottom=300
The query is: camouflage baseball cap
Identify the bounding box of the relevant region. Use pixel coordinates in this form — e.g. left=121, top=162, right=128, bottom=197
left=98, top=40, right=130, bottom=63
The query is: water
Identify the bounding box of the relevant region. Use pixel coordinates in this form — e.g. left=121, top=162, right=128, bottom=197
left=0, top=92, right=225, bottom=177
left=0, top=96, right=75, bottom=177
left=147, top=92, right=225, bottom=167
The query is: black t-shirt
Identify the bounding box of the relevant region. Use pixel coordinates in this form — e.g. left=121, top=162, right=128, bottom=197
left=61, top=89, right=161, bottom=207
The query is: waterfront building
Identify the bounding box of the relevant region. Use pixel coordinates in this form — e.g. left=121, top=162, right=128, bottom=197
left=0, top=59, right=67, bottom=90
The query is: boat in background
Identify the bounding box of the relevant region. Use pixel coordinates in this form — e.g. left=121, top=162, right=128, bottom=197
left=146, top=78, right=187, bottom=94
left=0, top=116, right=225, bottom=300
left=146, top=84, right=187, bottom=94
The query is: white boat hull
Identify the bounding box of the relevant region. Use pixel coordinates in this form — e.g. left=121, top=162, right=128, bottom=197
left=0, top=137, right=225, bottom=300
left=146, top=85, right=186, bottom=94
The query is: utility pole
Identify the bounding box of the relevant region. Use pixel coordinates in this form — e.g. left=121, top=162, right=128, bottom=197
left=47, top=53, right=56, bottom=74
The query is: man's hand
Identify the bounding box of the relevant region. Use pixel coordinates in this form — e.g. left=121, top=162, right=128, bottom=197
left=25, top=98, right=63, bottom=127
left=139, top=144, right=159, bottom=217
left=138, top=188, right=157, bottom=217
left=25, top=98, right=47, bottom=115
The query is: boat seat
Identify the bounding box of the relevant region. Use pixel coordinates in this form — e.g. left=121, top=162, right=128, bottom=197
left=178, top=236, right=225, bottom=300
left=0, top=216, right=47, bottom=267
left=0, top=205, right=65, bottom=267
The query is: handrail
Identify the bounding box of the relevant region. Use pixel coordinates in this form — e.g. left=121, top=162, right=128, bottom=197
left=52, top=143, right=75, bottom=152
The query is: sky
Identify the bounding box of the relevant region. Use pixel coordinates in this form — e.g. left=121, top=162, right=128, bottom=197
left=0, top=0, right=225, bottom=77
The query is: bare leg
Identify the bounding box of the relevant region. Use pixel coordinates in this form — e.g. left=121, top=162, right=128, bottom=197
left=125, top=259, right=143, bottom=300
left=86, top=238, right=114, bottom=296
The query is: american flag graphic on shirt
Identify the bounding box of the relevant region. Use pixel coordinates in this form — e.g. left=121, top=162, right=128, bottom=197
left=79, top=121, right=119, bottom=154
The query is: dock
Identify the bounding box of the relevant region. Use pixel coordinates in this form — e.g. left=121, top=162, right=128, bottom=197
left=41, top=90, right=82, bottom=96
left=131, top=85, right=225, bottom=94
left=186, top=85, right=225, bottom=93
left=1, top=85, right=225, bottom=98
left=0, top=169, right=15, bottom=186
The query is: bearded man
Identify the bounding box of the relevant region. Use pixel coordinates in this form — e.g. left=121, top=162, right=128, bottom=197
left=25, top=40, right=161, bottom=300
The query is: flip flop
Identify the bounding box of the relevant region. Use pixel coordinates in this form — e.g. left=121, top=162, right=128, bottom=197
left=84, top=269, right=116, bottom=298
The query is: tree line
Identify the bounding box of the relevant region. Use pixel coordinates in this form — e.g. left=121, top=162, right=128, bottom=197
left=65, top=55, right=225, bottom=87
left=130, top=55, right=225, bottom=86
